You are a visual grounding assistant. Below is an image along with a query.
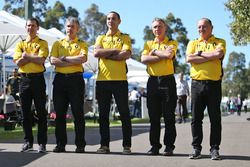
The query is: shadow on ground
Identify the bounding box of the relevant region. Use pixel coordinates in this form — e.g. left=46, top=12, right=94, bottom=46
left=0, top=125, right=150, bottom=146
left=0, top=151, right=46, bottom=167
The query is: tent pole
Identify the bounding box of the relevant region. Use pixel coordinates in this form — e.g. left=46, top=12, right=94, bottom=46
left=1, top=53, right=6, bottom=114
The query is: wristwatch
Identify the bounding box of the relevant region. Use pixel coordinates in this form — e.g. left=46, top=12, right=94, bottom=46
left=197, top=51, right=202, bottom=56
left=152, top=49, right=157, bottom=55
left=61, top=56, right=66, bottom=61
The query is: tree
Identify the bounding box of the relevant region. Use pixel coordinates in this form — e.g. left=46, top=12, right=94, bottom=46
left=142, top=13, right=189, bottom=74
left=65, top=6, right=79, bottom=18
left=244, top=63, right=250, bottom=98
left=83, top=4, right=107, bottom=45
left=225, top=0, right=250, bottom=45
left=3, top=0, right=48, bottom=20
left=43, top=1, right=66, bottom=30
left=43, top=1, right=81, bottom=32
left=222, top=52, right=248, bottom=98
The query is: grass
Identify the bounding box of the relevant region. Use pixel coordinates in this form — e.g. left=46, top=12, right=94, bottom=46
left=0, top=118, right=150, bottom=142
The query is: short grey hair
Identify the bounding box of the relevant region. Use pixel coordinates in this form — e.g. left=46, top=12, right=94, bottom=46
left=152, top=18, right=167, bottom=27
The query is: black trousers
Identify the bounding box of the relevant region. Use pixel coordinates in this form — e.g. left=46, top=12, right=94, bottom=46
left=53, top=74, right=86, bottom=147
left=191, top=80, right=222, bottom=151
left=96, top=81, right=132, bottom=147
left=147, top=75, right=177, bottom=150
left=19, top=74, right=47, bottom=145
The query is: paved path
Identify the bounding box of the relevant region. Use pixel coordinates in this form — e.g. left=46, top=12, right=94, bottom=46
left=0, top=112, right=250, bottom=167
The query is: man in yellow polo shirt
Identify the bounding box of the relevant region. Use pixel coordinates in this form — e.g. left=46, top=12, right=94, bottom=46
left=13, top=18, right=49, bottom=153
left=94, top=11, right=132, bottom=154
left=141, top=18, right=178, bottom=156
left=186, top=18, right=226, bottom=160
left=50, top=17, right=88, bottom=153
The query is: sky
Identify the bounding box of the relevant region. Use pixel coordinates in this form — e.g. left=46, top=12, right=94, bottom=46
left=0, top=0, right=249, bottom=65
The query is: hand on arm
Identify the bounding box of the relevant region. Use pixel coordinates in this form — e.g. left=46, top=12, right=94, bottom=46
left=94, top=45, right=120, bottom=58
left=15, top=53, right=30, bottom=67
left=63, top=54, right=87, bottom=64
left=50, top=56, right=74, bottom=67
left=141, top=54, right=161, bottom=64
left=107, top=50, right=131, bottom=60
left=186, top=48, right=224, bottom=64
left=22, top=52, right=46, bottom=65
left=186, top=52, right=208, bottom=64
left=154, top=46, right=175, bottom=60
left=200, top=48, right=224, bottom=60
left=141, top=46, right=174, bottom=64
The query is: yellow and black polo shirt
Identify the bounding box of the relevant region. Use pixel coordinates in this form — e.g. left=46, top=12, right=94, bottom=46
left=95, top=30, right=132, bottom=81
left=142, top=37, right=178, bottom=76
left=186, top=35, right=226, bottom=80
left=13, top=36, right=49, bottom=73
left=50, top=37, right=88, bottom=73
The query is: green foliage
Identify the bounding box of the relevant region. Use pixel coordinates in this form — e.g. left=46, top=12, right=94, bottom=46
left=225, top=0, right=250, bottom=45
left=3, top=0, right=48, bottom=19
left=83, top=4, right=107, bottom=45
left=43, top=1, right=66, bottom=30
left=65, top=6, right=79, bottom=18
left=131, top=48, right=141, bottom=61
left=222, top=51, right=249, bottom=98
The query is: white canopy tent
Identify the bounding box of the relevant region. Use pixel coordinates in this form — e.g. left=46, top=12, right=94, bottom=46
left=0, top=11, right=67, bottom=114
left=126, top=59, right=148, bottom=88
left=0, top=10, right=63, bottom=47
left=0, top=20, right=26, bottom=113
left=48, top=28, right=66, bottom=39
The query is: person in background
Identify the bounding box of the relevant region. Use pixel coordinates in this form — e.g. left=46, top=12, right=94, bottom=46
left=50, top=17, right=88, bottom=153
left=6, top=68, right=20, bottom=101
left=236, top=94, right=242, bottom=116
left=186, top=18, right=226, bottom=160
left=13, top=18, right=49, bottom=153
left=176, top=72, right=189, bottom=123
left=94, top=11, right=132, bottom=154
left=141, top=18, right=178, bottom=156
left=3, top=87, right=15, bottom=103
left=243, top=99, right=248, bottom=113
left=129, top=87, right=141, bottom=118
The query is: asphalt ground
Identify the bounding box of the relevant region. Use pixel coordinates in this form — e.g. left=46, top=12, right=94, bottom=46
left=0, top=112, right=250, bottom=167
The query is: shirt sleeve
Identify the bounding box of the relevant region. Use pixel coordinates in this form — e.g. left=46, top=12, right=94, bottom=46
left=94, top=35, right=104, bottom=48
left=141, top=41, right=150, bottom=55
left=216, top=39, right=226, bottom=55
left=38, top=40, right=49, bottom=58
left=50, top=41, right=60, bottom=57
left=121, top=34, right=132, bottom=52
left=80, top=41, right=88, bottom=58
left=168, top=40, right=178, bottom=57
left=186, top=40, right=196, bottom=55
left=13, top=42, right=23, bottom=61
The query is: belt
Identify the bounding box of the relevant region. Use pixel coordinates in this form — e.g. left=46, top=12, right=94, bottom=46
left=192, top=79, right=221, bottom=84
left=20, top=72, right=44, bottom=77
left=56, top=72, right=83, bottom=77
left=150, top=74, right=174, bottom=80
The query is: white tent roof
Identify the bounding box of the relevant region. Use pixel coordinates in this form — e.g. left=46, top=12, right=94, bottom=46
left=0, top=10, right=63, bottom=47
left=0, top=20, right=26, bottom=36
left=0, top=21, right=26, bottom=53
left=0, top=19, right=27, bottom=112
left=48, top=28, right=66, bottom=39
